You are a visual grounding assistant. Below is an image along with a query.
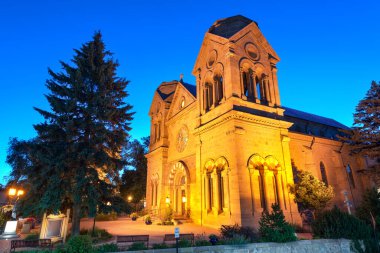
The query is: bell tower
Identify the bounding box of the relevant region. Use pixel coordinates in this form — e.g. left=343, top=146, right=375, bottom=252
left=192, top=15, right=283, bottom=125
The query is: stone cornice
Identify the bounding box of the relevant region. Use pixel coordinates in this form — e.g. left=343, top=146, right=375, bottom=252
left=194, top=109, right=293, bottom=135
left=145, top=146, right=168, bottom=158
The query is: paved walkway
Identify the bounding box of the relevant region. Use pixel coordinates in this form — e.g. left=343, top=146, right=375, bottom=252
left=81, top=217, right=220, bottom=244
left=0, top=218, right=220, bottom=252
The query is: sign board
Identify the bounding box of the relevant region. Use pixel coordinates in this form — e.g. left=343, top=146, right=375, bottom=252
left=174, top=227, right=180, bottom=238
left=40, top=209, right=70, bottom=243
left=4, top=221, right=17, bottom=235
left=0, top=220, right=19, bottom=239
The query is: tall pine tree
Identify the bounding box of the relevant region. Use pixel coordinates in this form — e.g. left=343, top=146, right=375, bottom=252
left=339, top=81, right=380, bottom=185
left=350, top=81, right=380, bottom=158
left=31, top=32, right=133, bottom=235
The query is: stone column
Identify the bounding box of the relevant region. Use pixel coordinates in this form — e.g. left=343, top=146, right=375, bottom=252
left=275, top=172, right=285, bottom=210
left=250, top=71, right=258, bottom=102
left=271, top=66, right=281, bottom=106
left=262, top=169, right=270, bottom=211
left=240, top=68, right=247, bottom=100
left=264, top=75, right=270, bottom=103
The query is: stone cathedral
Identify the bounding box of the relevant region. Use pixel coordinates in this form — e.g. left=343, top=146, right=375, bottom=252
left=145, top=15, right=370, bottom=228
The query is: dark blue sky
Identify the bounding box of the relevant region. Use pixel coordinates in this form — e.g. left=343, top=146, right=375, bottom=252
left=1, top=0, right=379, bottom=184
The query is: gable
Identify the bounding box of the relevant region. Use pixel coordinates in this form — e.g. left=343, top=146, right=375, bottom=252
left=166, top=82, right=196, bottom=120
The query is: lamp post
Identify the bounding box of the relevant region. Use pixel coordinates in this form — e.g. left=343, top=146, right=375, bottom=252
left=8, top=187, right=25, bottom=219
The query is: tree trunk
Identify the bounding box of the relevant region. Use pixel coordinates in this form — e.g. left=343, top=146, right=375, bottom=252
left=71, top=202, right=81, bottom=236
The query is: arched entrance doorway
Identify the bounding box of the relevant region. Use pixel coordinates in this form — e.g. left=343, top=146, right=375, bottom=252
left=169, top=162, right=190, bottom=217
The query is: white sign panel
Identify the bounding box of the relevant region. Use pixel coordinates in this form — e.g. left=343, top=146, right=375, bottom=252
left=174, top=227, right=180, bottom=238
left=4, top=221, right=17, bottom=234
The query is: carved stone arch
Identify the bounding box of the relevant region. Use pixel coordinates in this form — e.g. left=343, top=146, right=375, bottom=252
left=213, top=62, right=224, bottom=76
left=204, top=159, right=215, bottom=173
left=203, top=70, right=214, bottom=84
left=239, top=57, right=255, bottom=72
left=264, top=155, right=282, bottom=171
left=253, top=62, right=266, bottom=76
left=247, top=154, right=265, bottom=171
left=151, top=172, right=159, bottom=183
left=215, top=156, right=229, bottom=171
left=169, top=161, right=190, bottom=186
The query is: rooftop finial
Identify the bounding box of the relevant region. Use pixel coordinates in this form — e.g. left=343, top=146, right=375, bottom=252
left=180, top=73, right=184, bottom=82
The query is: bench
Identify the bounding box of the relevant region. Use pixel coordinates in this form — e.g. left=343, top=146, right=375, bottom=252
left=116, top=235, right=149, bottom=249
left=163, top=233, right=194, bottom=245
left=10, top=239, right=52, bottom=252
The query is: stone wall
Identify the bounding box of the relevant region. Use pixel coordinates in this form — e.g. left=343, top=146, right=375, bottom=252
left=122, top=239, right=352, bottom=253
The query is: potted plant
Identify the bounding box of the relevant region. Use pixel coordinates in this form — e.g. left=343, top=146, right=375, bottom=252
left=144, top=215, right=152, bottom=225
left=130, top=212, right=138, bottom=221
left=209, top=234, right=218, bottom=245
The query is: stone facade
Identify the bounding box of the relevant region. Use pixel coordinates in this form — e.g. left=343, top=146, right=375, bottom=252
left=146, top=15, right=369, bottom=229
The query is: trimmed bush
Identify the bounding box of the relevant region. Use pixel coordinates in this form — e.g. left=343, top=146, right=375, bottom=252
left=223, top=234, right=249, bottom=245
left=93, top=243, right=118, bottom=253
left=259, top=203, right=297, bottom=243
left=312, top=206, right=379, bottom=253
left=67, top=235, right=93, bottom=253
left=178, top=239, right=192, bottom=248
left=312, top=206, right=371, bottom=239
left=24, top=233, right=39, bottom=241
left=220, top=224, right=258, bottom=242
left=152, top=243, right=169, bottom=249
left=127, top=242, right=147, bottom=251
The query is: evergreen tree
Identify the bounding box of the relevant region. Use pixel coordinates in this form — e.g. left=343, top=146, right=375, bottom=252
left=120, top=137, right=149, bottom=205
left=349, top=81, right=380, bottom=158
left=20, top=32, right=133, bottom=235
left=259, top=203, right=296, bottom=242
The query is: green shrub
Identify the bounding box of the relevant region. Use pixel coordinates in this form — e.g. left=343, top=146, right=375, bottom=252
left=259, top=203, right=297, bottom=243
left=152, top=243, right=169, bottom=249
left=312, top=206, right=378, bottom=253
left=224, top=234, right=249, bottom=245
left=79, top=227, right=112, bottom=243
left=195, top=239, right=211, bottom=246
left=312, top=206, right=371, bottom=239
left=67, top=235, right=93, bottom=253
left=177, top=239, right=192, bottom=248
left=24, top=233, right=39, bottom=241
left=220, top=224, right=258, bottom=242
left=127, top=242, right=147, bottom=251
left=95, top=212, right=117, bottom=221
left=93, top=243, right=118, bottom=253
left=356, top=187, right=380, bottom=232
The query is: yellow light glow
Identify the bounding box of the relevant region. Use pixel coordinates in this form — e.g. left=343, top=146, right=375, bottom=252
left=165, top=196, right=170, bottom=204
left=17, top=190, right=24, bottom=196
left=106, top=201, right=111, bottom=206
left=182, top=196, right=187, bottom=203
left=127, top=195, right=133, bottom=202
left=8, top=188, right=16, bottom=196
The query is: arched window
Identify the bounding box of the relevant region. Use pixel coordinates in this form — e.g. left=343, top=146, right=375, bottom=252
left=207, top=173, right=213, bottom=210
left=258, top=173, right=266, bottom=209
left=204, top=82, right=214, bottom=112
left=214, top=75, right=224, bottom=104
left=320, top=162, right=328, bottom=186
left=242, top=69, right=256, bottom=102
left=217, top=171, right=225, bottom=211
left=346, top=164, right=355, bottom=188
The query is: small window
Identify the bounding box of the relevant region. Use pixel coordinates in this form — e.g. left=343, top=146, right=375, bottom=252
left=346, top=164, right=355, bottom=188
left=320, top=162, right=328, bottom=186
left=180, top=97, right=186, bottom=109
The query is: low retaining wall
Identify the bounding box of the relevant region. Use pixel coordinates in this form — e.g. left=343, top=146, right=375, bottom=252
left=121, top=239, right=352, bottom=253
